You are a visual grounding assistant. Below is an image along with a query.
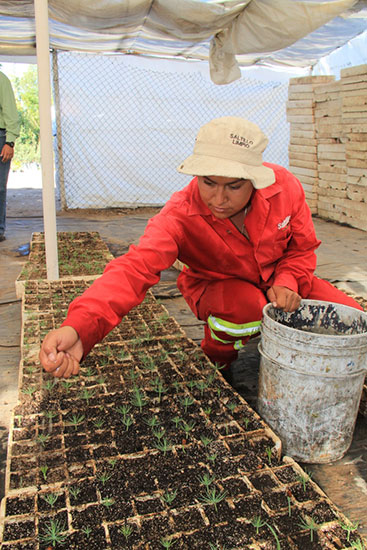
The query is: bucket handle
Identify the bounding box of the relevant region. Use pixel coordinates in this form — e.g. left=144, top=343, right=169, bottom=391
left=258, top=344, right=367, bottom=380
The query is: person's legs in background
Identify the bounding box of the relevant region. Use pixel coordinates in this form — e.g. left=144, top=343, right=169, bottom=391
left=0, top=130, right=11, bottom=240
left=307, top=276, right=364, bottom=311
left=197, top=278, right=267, bottom=369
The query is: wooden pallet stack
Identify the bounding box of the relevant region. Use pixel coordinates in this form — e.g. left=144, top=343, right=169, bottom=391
left=287, top=76, right=334, bottom=213
left=314, top=79, right=347, bottom=224
left=341, top=64, right=367, bottom=231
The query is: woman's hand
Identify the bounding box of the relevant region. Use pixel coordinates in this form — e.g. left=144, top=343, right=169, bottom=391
left=39, top=326, right=84, bottom=378
left=266, top=285, right=301, bottom=312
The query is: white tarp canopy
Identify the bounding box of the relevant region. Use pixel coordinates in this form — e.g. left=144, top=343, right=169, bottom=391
left=0, top=0, right=366, bottom=84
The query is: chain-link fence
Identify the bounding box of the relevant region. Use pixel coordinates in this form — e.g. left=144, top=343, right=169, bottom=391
left=52, top=51, right=290, bottom=210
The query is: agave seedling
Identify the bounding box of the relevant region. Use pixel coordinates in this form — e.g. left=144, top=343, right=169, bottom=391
left=39, top=518, right=67, bottom=547
left=299, top=516, right=319, bottom=542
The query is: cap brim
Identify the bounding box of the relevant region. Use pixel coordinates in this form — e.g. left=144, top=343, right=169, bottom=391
left=177, top=154, right=275, bottom=190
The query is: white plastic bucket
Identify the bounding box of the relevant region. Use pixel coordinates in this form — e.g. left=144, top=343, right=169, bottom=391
left=258, top=300, right=367, bottom=463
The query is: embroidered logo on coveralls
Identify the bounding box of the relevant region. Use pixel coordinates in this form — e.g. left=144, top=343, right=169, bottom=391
left=278, top=215, right=291, bottom=230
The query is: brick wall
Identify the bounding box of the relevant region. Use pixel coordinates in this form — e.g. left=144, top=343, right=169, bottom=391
left=287, top=65, right=367, bottom=231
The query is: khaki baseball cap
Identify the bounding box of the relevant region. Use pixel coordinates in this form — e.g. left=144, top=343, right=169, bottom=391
left=177, top=116, right=275, bottom=189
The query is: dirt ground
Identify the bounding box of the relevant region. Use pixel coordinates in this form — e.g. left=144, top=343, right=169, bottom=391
left=1, top=188, right=367, bottom=534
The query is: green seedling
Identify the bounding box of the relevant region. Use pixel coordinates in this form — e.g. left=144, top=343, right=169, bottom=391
left=180, top=395, right=194, bottom=413
left=154, top=437, right=172, bottom=455
left=97, top=471, right=113, bottom=485
left=82, top=526, right=92, bottom=538
left=61, top=379, right=73, bottom=392
left=153, top=427, right=166, bottom=441
left=198, top=473, right=215, bottom=489
left=265, top=446, right=273, bottom=466
left=85, top=367, right=96, bottom=377
left=199, top=486, right=227, bottom=512
left=180, top=419, right=196, bottom=436
left=145, top=415, right=161, bottom=429
left=200, top=435, right=213, bottom=447
left=161, top=488, right=177, bottom=505
left=41, top=493, right=59, bottom=507
left=130, top=387, right=148, bottom=412
left=93, top=418, right=105, bottom=429
left=299, top=516, right=319, bottom=542
left=251, top=516, right=266, bottom=535
left=267, top=522, right=281, bottom=550
left=151, top=377, right=168, bottom=403
left=68, top=413, right=85, bottom=430
left=297, top=471, right=312, bottom=491
left=108, top=458, right=117, bottom=467
left=79, top=388, right=95, bottom=404
left=39, top=518, right=67, bottom=547
left=351, top=540, right=366, bottom=549
left=195, top=380, right=208, bottom=396
left=160, top=536, right=176, bottom=548
left=126, top=368, right=140, bottom=383
left=37, top=433, right=50, bottom=447
left=97, top=375, right=106, bottom=384
left=22, top=386, right=36, bottom=396
left=338, top=519, right=360, bottom=542
left=43, top=379, right=57, bottom=392
left=122, top=415, right=133, bottom=431
left=69, top=486, right=80, bottom=499
left=116, top=404, right=131, bottom=417
left=206, top=453, right=218, bottom=465
left=101, top=497, right=115, bottom=508
left=226, top=401, right=237, bottom=414
left=171, top=416, right=182, bottom=428
left=119, top=523, right=133, bottom=541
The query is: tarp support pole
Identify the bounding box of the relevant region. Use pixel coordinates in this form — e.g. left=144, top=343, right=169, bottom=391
left=34, top=0, right=59, bottom=280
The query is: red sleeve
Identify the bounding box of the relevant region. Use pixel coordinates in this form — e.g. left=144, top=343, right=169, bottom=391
left=272, top=176, right=321, bottom=296
left=61, top=212, right=181, bottom=356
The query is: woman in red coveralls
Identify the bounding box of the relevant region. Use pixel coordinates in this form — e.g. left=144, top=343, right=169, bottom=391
left=39, top=117, right=363, bottom=378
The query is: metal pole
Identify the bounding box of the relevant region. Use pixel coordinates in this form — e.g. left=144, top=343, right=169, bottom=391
left=51, top=50, right=67, bottom=210
left=34, top=0, right=59, bottom=279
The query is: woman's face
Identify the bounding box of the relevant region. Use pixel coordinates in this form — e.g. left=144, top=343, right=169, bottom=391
left=197, top=175, right=253, bottom=219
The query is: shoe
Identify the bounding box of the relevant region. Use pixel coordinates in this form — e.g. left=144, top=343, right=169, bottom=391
left=0, top=234, right=5, bottom=242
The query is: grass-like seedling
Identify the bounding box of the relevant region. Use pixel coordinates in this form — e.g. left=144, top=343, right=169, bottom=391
left=350, top=540, right=366, bottom=549
left=130, top=387, right=148, bottom=412
left=338, top=519, right=360, bottom=542
left=297, top=470, right=312, bottom=492
left=154, top=437, right=172, bottom=455
left=39, top=465, right=48, bottom=481
left=119, top=522, right=133, bottom=541
left=179, top=395, right=194, bottom=413
left=69, top=486, right=80, bottom=500
left=251, top=516, right=266, bottom=535
left=198, top=473, right=215, bottom=489
left=160, top=536, right=176, bottom=548
left=101, top=497, right=115, bottom=508
left=68, top=413, right=85, bottom=430
left=82, top=526, right=92, bottom=538
left=97, top=471, right=113, bottom=485
left=41, top=493, right=59, bottom=508
left=200, top=435, right=213, bottom=447
left=299, top=517, right=319, bottom=542
left=37, top=433, right=50, bottom=447
left=39, top=518, right=67, bottom=547
left=199, top=486, right=227, bottom=511
left=161, top=488, right=177, bottom=506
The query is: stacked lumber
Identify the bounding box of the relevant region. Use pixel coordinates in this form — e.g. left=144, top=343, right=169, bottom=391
left=314, top=80, right=347, bottom=224
left=287, top=76, right=334, bottom=213
left=341, top=64, right=367, bottom=231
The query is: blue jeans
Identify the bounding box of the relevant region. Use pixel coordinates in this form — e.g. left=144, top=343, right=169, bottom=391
left=0, top=129, right=11, bottom=235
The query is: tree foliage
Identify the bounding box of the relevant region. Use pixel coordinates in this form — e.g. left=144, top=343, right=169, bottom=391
left=11, top=65, right=40, bottom=170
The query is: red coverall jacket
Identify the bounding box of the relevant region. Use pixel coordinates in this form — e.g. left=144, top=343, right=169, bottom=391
left=62, top=163, right=321, bottom=356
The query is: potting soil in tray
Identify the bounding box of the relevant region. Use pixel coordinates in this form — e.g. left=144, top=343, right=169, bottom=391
left=1, top=232, right=366, bottom=549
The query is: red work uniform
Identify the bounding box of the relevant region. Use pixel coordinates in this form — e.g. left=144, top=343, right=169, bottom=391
left=62, top=163, right=363, bottom=366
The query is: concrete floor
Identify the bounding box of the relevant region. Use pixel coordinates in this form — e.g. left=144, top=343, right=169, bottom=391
left=1, top=188, right=367, bottom=535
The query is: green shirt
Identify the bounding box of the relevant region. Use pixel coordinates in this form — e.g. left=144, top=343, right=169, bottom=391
left=0, top=71, right=20, bottom=143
